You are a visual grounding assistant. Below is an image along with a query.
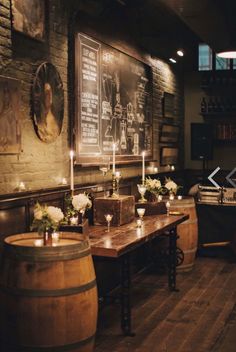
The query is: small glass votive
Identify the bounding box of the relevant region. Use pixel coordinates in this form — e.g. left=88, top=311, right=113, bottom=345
left=170, top=165, right=175, bottom=171
left=70, top=216, right=78, bottom=225
left=34, top=239, right=43, bottom=247
left=169, top=194, right=175, bottom=200
left=61, top=178, right=67, bottom=185
left=136, top=219, right=142, bottom=228
left=137, top=208, right=145, bottom=218
left=166, top=201, right=171, bottom=216
left=52, top=232, right=60, bottom=246
left=158, top=195, right=163, bottom=202
left=177, top=195, right=183, bottom=200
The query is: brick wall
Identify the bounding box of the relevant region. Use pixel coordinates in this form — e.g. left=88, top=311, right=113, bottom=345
left=0, top=0, right=184, bottom=195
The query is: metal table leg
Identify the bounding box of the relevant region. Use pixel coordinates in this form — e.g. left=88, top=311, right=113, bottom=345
left=168, top=227, right=179, bottom=292
left=120, top=254, right=135, bottom=336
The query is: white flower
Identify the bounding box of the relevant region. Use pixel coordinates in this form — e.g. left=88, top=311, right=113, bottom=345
left=145, top=177, right=162, bottom=192
left=72, top=193, right=92, bottom=212
left=47, top=206, right=64, bottom=223
left=165, top=180, right=177, bottom=192
left=34, top=207, right=43, bottom=220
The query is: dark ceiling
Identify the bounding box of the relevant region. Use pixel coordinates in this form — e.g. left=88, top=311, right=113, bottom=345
left=68, top=0, right=236, bottom=61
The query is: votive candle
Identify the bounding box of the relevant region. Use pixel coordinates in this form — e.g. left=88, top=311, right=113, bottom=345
left=142, top=151, right=145, bottom=184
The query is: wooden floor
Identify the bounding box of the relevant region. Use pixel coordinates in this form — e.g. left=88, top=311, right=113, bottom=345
left=94, top=253, right=236, bottom=352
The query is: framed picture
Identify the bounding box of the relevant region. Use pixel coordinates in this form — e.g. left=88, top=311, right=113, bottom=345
left=160, top=147, right=178, bottom=166
left=0, top=76, right=21, bottom=154
left=75, top=33, right=153, bottom=165
left=163, top=92, right=175, bottom=118
left=11, top=0, right=45, bottom=41
left=160, top=124, right=179, bottom=143
left=32, top=62, right=64, bottom=143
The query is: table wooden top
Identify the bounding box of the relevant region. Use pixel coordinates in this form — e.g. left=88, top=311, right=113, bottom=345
left=89, top=214, right=189, bottom=258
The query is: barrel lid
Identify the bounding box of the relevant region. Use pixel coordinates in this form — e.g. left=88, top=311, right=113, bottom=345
left=3, top=232, right=91, bottom=262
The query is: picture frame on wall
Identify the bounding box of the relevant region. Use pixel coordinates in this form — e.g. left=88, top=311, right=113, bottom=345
left=0, top=76, right=21, bottom=154
left=11, top=0, right=46, bottom=41
left=160, top=147, right=178, bottom=166
left=163, top=92, right=175, bottom=118
left=160, top=124, right=179, bottom=143
left=75, top=32, right=153, bottom=165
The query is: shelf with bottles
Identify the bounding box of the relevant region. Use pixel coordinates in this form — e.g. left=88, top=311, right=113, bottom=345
left=214, top=123, right=236, bottom=143
left=201, top=72, right=236, bottom=90
left=200, top=95, right=236, bottom=119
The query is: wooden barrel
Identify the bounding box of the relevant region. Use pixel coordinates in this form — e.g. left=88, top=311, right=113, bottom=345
left=170, top=197, right=198, bottom=272
left=0, top=232, right=98, bottom=352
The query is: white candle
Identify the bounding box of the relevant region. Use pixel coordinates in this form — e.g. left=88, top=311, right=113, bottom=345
left=142, top=151, right=145, bottom=184
left=158, top=195, right=163, bottom=202
left=177, top=195, right=183, bottom=200
left=112, top=143, right=116, bottom=174
left=169, top=194, right=175, bottom=200
left=70, top=150, right=74, bottom=191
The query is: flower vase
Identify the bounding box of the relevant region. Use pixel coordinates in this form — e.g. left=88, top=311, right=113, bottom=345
left=78, top=211, right=85, bottom=225
left=43, top=229, right=53, bottom=246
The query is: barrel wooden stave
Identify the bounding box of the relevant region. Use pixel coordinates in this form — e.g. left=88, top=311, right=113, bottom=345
left=170, top=197, right=198, bottom=272
left=0, top=232, right=98, bottom=352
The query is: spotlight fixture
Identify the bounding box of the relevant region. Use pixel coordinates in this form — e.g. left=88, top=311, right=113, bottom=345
left=177, top=49, right=184, bottom=57
left=169, top=58, right=177, bottom=63
left=217, top=51, right=236, bottom=58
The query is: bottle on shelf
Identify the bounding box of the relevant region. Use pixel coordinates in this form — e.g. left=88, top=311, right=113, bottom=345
left=201, top=97, right=207, bottom=113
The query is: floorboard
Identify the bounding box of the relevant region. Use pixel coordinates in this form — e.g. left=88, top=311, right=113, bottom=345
left=94, top=256, right=236, bottom=352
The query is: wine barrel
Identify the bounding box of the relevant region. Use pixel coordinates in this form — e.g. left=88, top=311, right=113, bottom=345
left=0, top=232, right=98, bottom=352
left=170, top=197, right=198, bottom=272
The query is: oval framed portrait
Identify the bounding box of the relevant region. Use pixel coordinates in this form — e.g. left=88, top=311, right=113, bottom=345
left=32, top=62, right=64, bottom=143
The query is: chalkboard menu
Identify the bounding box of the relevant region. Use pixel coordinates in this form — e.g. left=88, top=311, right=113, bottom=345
left=75, top=33, right=153, bottom=164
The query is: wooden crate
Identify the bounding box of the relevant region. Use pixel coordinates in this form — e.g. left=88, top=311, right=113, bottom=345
left=135, top=201, right=166, bottom=216
left=94, top=196, right=135, bottom=226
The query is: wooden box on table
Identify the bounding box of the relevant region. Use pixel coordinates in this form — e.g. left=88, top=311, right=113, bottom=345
left=135, top=201, right=166, bottom=216
left=94, top=195, right=135, bottom=226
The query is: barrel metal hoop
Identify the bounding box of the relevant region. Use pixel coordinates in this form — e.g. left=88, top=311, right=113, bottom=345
left=3, top=246, right=91, bottom=262
left=0, top=278, right=97, bottom=297
left=0, top=334, right=95, bottom=352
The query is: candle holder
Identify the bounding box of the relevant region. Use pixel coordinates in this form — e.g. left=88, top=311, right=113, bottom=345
left=169, top=193, right=175, bottom=200
left=99, top=156, right=110, bottom=197
left=157, top=195, right=163, bottom=202
left=136, top=219, right=142, bottom=228
left=70, top=216, right=78, bottom=225
left=104, top=214, right=113, bottom=232
left=137, top=184, right=147, bottom=203
left=137, top=208, right=145, bottom=222
left=111, top=173, right=119, bottom=198
left=177, top=195, right=183, bottom=200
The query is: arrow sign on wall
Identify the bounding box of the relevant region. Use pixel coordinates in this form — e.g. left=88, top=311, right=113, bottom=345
left=208, top=167, right=221, bottom=188
left=226, top=167, right=236, bottom=188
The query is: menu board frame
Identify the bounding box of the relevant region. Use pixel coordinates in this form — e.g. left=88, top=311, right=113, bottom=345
left=75, top=32, right=153, bottom=165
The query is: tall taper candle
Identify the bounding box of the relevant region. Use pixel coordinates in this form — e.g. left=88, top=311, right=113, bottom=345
left=112, top=143, right=116, bottom=174
left=70, top=150, right=74, bottom=191
left=142, top=151, right=145, bottom=184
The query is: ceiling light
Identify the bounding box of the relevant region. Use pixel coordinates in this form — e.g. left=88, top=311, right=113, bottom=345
left=177, top=50, right=184, bottom=57
left=169, top=58, right=177, bottom=63
left=217, top=51, right=236, bottom=58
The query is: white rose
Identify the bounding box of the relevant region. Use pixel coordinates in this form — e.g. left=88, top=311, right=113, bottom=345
left=165, top=181, right=177, bottom=191
left=72, top=194, right=92, bottom=212
left=47, top=206, right=64, bottom=223
left=34, top=208, right=43, bottom=220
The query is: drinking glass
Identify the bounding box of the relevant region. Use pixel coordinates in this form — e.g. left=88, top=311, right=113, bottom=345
left=137, top=184, right=147, bottom=203
left=104, top=214, right=113, bottom=232
left=137, top=208, right=145, bottom=222
left=99, top=156, right=110, bottom=197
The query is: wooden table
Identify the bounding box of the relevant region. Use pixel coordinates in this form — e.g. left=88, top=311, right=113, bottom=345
left=88, top=213, right=189, bottom=336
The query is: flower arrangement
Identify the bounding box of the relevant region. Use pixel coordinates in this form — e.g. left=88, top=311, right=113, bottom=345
left=64, top=193, right=92, bottom=224
left=31, top=203, right=64, bottom=234
left=72, top=193, right=92, bottom=213
left=145, top=177, right=181, bottom=200
left=145, top=177, right=163, bottom=195
left=164, top=178, right=178, bottom=195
